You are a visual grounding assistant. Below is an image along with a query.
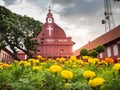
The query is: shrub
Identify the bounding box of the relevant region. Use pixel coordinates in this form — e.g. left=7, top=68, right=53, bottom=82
left=88, top=50, right=98, bottom=58
left=95, top=45, right=105, bottom=53
left=80, top=48, right=88, bottom=56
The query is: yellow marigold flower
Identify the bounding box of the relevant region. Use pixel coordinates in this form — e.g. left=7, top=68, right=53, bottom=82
left=117, top=58, right=120, bottom=61
left=101, top=60, right=108, bottom=65
left=70, top=56, right=77, bottom=61
left=41, top=57, right=45, bottom=61
left=32, top=60, right=39, bottom=65
left=83, top=70, right=96, bottom=78
left=28, top=58, right=35, bottom=62
left=76, top=60, right=84, bottom=65
left=61, top=70, right=73, bottom=79
left=50, top=65, right=62, bottom=73
left=60, top=57, right=66, bottom=62
left=88, top=77, right=105, bottom=87
left=112, top=63, right=120, bottom=71
left=0, top=62, right=3, bottom=65
left=56, top=58, right=60, bottom=61
left=82, top=56, right=89, bottom=60
left=97, top=61, right=102, bottom=65
left=37, top=55, right=42, bottom=59
left=24, top=62, right=31, bottom=67
left=32, top=66, right=40, bottom=71
left=0, top=65, right=3, bottom=69
left=13, top=60, right=19, bottom=63
left=69, top=60, right=73, bottom=64
left=18, top=61, right=27, bottom=66
left=105, top=57, right=114, bottom=64
left=88, top=58, right=96, bottom=64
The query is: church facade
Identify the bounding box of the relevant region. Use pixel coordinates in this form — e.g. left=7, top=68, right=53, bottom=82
left=35, top=8, right=74, bottom=58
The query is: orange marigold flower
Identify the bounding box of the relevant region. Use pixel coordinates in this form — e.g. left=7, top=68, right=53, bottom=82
left=2, top=63, right=9, bottom=68
left=105, top=57, right=114, bottom=64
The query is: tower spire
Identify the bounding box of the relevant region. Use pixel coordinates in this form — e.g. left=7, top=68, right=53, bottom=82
left=48, top=6, right=51, bottom=12
left=48, top=0, right=52, bottom=12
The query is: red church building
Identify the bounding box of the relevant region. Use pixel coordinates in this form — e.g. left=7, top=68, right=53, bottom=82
left=74, top=25, right=120, bottom=62
left=35, top=8, right=74, bottom=58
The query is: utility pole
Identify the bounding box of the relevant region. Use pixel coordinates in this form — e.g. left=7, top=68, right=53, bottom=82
left=102, top=0, right=115, bottom=32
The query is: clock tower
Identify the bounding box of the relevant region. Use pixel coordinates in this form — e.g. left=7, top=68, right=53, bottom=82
left=36, top=7, right=74, bottom=58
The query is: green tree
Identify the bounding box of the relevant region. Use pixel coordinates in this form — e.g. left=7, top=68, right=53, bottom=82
left=0, top=5, right=42, bottom=60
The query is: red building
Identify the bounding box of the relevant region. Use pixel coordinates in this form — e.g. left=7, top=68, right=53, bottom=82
left=35, top=8, right=74, bottom=58
left=74, top=25, right=120, bottom=62
left=0, top=48, right=14, bottom=63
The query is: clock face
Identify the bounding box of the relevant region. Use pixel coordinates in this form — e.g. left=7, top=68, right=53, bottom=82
left=48, top=18, right=52, bottom=23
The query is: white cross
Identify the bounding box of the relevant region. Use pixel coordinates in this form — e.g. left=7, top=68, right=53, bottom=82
left=47, top=26, right=53, bottom=36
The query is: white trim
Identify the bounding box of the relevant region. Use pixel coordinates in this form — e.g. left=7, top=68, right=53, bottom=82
left=100, top=53, right=103, bottom=59
left=107, top=47, right=111, bottom=57
left=113, top=44, right=118, bottom=56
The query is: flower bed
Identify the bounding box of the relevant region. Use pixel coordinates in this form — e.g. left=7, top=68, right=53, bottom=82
left=0, top=56, right=120, bottom=90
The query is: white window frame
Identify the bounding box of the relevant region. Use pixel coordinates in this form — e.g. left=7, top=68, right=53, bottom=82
left=107, top=47, right=111, bottom=57
left=99, top=53, right=103, bottom=59
left=113, top=44, right=118, bottom=56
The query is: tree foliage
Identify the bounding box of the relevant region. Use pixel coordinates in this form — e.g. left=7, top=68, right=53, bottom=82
left=95, top=45, right=105, bottom=53
left=80, top=45, right=105, bottom=58
left=80, top=48, right=88, bottom=56
left=88, top=50, right=98, bottom=58
left=0, top=5, right=42, bottom=60
left=113, top=0, right=120, bottom=2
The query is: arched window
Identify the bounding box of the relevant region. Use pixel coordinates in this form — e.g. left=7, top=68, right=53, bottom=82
left=107, top=47, right=111, bottom=57
left=113, top=44, right=118, bottom=56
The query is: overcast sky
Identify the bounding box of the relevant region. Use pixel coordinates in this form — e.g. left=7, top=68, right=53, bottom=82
left=0, top=0, right=120, bottom=51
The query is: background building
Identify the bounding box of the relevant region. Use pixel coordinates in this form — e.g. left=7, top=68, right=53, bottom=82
left=74, top=25, right=120, bottom=62
left=0, top=48, right=14, bottom=63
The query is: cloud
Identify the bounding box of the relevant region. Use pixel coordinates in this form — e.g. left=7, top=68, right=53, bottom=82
left=4, top=0, right=23, bottom=6
left=1, top=0, right=120, bottom=51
